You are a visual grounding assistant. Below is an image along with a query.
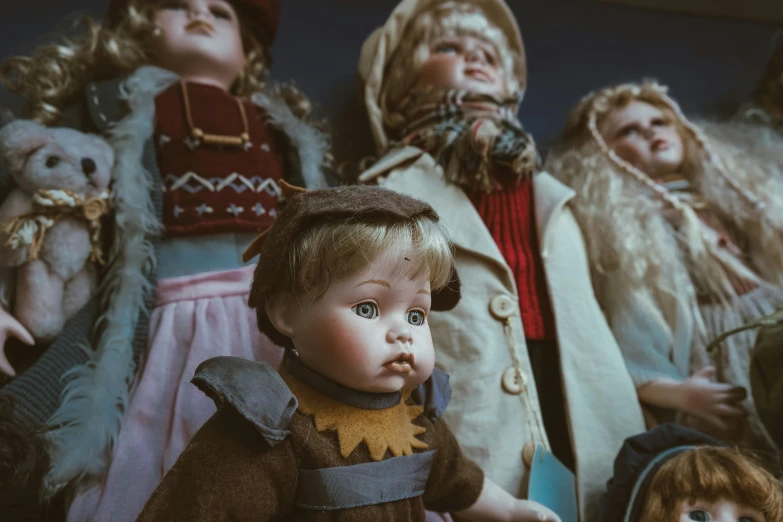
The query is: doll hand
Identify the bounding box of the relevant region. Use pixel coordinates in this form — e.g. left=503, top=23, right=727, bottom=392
left=510, top=499, right=562, bottom=522
left=0, top=306, right=34, bottom=377
left=679, top=366, right=747, bottom=431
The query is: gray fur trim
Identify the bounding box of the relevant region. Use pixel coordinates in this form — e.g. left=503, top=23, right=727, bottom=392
left=252, top=91, right=329, bottom=189
left=45, top=66, right=176, bottom=487
left=42, top=66, right=328, bottom=488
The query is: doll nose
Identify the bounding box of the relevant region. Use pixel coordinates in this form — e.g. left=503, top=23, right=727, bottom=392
left=188, top=2, right=211, bottom=19
left=386, top=325, right=412, bottom=344
left=465, top=49, right=482, bottom=63
left=82, top=158, right=96, bottom=176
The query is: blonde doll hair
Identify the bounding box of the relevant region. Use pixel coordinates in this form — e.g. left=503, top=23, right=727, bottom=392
left=638, top=447, right=783, bottom=522
left=380, top=1, right=522, bottom=132
left=564, top=81, right=773, bottom=306
left=278, top=215, right=453, bottom=305
left=0, top=0, right=272, bottom=125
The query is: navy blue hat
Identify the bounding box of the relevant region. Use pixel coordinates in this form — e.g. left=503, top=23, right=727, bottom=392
left=599, top=424, right=724, bottom=522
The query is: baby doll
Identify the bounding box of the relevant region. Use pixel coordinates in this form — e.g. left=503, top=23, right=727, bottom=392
left=356, top=0, right=645, bottom=519
left=0, top=120, right=112, bottom=357
left=600, top=423, right=783, bottom=522
left=545, top=81, right=783, bottom=466
left=137, top=183, right=561, bottom=522
left=0, top=0, right=329, bottom=520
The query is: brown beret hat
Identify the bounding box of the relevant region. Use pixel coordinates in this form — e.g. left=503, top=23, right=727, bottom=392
left=245, top=182, right=461, bottom=346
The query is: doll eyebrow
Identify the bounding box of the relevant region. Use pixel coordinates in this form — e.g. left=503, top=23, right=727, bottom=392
left=356, top=279, right=391, bottom=288
left=417, top=289, right=431, bottom=295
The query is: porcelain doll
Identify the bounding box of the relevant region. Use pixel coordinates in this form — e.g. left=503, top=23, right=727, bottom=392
left=600, top=424, right=783, bottom=522
left=0, top=0, right=329, bottom=520
left=544, top=81, right=783, bottom=467
left=136, top=183, right=561, bottom=522
left=356, top=0, right=645, bottom=520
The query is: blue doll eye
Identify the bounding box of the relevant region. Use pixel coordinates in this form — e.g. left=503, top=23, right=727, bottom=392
left=352, top=302, right=378, bottom=319
left=210, top=5, right=232, bottom=19
left=688, top=510, right=709, bottom=522
left=434, top=43, right=458, bottom=54
left=619, top=125, right=640, bottom=138
left=738, top=518, right=757, bottom=522
left=407, top=310, right=425, bottom=326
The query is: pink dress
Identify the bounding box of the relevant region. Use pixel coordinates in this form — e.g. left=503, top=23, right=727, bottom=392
left=67, top=82, right=287, bottom=521
left=67, top=266, right=284, bottom=521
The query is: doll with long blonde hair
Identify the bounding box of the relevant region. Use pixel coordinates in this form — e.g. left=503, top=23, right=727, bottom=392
left=545, top=81, right=783, bottom=467
left=0, top=0, right=329, bottom=520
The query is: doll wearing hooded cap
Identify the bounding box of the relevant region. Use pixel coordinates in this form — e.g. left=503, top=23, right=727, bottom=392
left=600, top=424, right=783, bottom=522
left=356, top=1, right=645, bottom=520
left=0, top=0, right=329, bottom=520
left=137, top=183, right=561, bottom=522
left=545, top=81, right=783, bottom=467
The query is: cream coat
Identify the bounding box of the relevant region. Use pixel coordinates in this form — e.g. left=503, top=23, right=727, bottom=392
left=357, top=1, right=645, bottom=519
left=359, top=148, right=645, bottom=522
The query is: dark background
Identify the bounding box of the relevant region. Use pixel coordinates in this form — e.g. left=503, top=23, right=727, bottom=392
left=1, top=0, right=780, bottom=162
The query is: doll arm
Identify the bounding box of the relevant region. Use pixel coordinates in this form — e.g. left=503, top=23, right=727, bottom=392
left=423, top=419, right=560, bottom=521
left=137, top=407, right=299, bottom=522
left=637, top=368, right=746, bottom=431
left=457, top=478, right=561, bottom=522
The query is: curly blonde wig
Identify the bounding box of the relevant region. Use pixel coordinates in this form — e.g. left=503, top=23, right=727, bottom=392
left=639, top=447, right=783, bottom=522
left=546, top=82, right=783, bottom=330
left=0, top=0, right=275, bottom=125
left=380, top=1, right=523, bottom=131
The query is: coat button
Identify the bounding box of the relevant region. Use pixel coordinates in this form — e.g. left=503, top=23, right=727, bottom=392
left=501, top=365, right=527, bottom=395
left=489, top=295, right=515, bottom=319
left=522, top=441, right=540, bottom=468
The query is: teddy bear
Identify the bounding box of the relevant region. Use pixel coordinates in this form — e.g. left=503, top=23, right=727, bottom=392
left=0, top=120, right=113, bottom=349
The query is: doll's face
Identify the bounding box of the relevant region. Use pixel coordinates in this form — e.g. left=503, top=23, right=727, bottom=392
left=599, top=100, right=686, bottom=178
left=274, top=248, right=436, bottom=394
left=152, top=0, right=246, bottom=90
left=679, top=498, right=765, bottom=522
left=416, top=34, right=507, bottom=97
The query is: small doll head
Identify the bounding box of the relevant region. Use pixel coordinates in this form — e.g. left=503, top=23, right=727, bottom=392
left=564, top=82, right=700, bottom=180
left=245, top=183, right=460, bottom=394
left=560, top=80, right=766, bottom=223
left=640, top=447, right=783, bottom=522
left=601, top=424, right=783, bottom=522
left=1, top=0, right=280, bottom=123
left=358, top=0, right=526, bottom=152
left=384, top=1, right=520, bottom=104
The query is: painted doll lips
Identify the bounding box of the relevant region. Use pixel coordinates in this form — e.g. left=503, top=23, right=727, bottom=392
left=651, top=138, right=670, bottom=152
left=186, top=20, right=215, bottom=33
left=465, top=68, right=491, bottom=82
left=384, top=352, right=414, bottom=374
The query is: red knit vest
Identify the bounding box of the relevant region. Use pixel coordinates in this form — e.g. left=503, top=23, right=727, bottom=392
left=154, top=82, right=285, bottom=237
left=469, top=172, right=557, bottom=340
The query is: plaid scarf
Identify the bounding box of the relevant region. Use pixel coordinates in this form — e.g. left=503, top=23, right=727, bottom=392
left=397, top=89, right=539, bottom=193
